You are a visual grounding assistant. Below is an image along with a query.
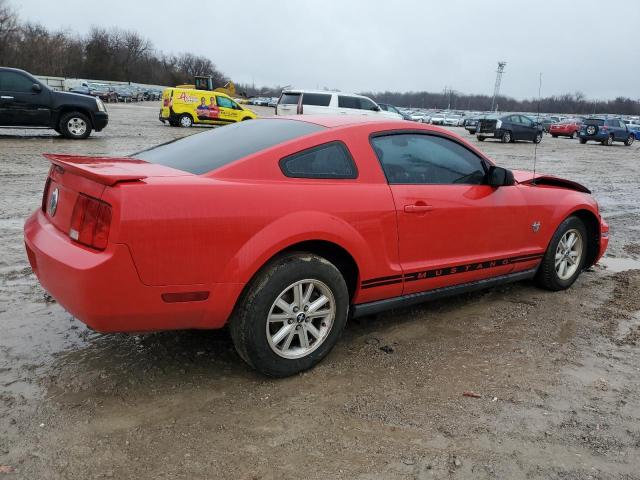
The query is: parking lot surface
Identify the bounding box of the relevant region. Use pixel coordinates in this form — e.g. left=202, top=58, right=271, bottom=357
left=1, top=103, right=640, bottom=479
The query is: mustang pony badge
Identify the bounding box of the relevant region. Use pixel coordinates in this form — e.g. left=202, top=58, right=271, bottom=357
left=48, top=188, right=59, bottom=217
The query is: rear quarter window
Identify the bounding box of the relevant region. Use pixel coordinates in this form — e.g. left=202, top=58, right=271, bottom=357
left=133, top=119, right=325, bottom=175
left=279, top=142, right=357, bottom=179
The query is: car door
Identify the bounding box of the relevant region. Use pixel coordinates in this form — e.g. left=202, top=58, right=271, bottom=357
left=616, top=120, right=628, bottom=141
left=371, top=132, right=531, bottom=295
left=519, top=115, right=538, bottom=141
left=337, top=95, right=368, bottom=116
left=505, top=115, right=524, bottom=140
left=215, top=95, right=240, bottom=123
left=0, top=70, right=51, bottom=126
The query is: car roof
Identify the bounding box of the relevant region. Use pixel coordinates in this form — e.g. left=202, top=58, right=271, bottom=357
left=282, top=89, right=372, bottom=99
left=270, top=114, right=457, bottom=132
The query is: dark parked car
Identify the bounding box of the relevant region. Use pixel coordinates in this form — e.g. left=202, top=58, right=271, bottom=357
left=477, top=114, right=543, bottom=143
left=0, top=67, right=108, bottom=139
left=463, top=117, right=480, bottom=134
left=114, top=86, right=133, bottom=102
left=87, top=83, right=118, bottom=103
left=578, top=118, right=635, bottom=146
left=379, top=103, right=411, bottom=120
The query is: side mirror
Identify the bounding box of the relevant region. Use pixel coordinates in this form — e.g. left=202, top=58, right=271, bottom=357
left=487, top=166, right=515, bottom=187
left=32, top=83, right=42, bottom=93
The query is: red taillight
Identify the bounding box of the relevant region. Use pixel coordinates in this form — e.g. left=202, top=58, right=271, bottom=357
left=69, top=194, right=112, bottom=250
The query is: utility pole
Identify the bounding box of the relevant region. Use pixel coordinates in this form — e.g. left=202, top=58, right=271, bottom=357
left=491, top=61, right=506, bottom=112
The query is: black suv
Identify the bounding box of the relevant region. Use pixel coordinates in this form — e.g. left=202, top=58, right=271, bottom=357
left=0, top=67, right=108, bottom=139
left=477, top=114, right=543, bottom=144
left=578, top=118, right=635, bottom=146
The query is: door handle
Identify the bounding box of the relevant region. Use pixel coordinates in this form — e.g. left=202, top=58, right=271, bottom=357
left=1, top=96, right=14, bottom=100
left=404, top=204, right=434, bottom=213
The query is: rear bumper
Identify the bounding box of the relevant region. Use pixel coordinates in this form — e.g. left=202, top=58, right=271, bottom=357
left=596, top=218, right=609, bottom=263
left=24, top=210, right=241, bottom=333
left=579, top=132, right=607, bottom=141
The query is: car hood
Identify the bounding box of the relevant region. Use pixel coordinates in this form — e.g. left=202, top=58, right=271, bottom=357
left=512, top=169, right=591, bottom=193
left=55, top=90, right=98, bottom=102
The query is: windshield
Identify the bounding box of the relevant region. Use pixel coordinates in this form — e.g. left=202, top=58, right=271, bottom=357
left=132, top=119, right=325, bottom=175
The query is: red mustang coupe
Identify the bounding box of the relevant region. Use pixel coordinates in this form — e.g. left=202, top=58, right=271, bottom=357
left=549, top=119, right=582, bottom=138
left=24, top=116, right=609, bottom=376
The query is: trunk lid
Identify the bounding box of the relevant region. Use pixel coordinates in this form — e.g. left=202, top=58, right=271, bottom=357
left=42, top=154, right=190, bottom=237
left=478, top=118, right=497, bottom=133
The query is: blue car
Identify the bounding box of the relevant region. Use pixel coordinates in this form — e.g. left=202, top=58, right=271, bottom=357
left=578, top=118, right=635, bottom=146
left=627, top=123, right=640, bottom=140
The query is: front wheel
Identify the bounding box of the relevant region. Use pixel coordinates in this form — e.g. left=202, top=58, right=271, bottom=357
left=535, top=216, right=587, bottom=291
left=59, top=111, right=92, bottom=139
left=579, top=138, right=587, bottom=144
left=625, top=134, right=635, bottom=146
left=230, top=253, right=349, bottom=377
left=533, top=132, right=543, bottom=144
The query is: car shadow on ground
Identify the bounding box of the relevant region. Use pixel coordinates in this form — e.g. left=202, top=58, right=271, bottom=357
left=44, top=279, right=540, bottom=401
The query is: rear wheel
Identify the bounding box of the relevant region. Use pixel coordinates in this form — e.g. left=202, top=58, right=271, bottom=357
left=59, top=111, right=92, bottom=139
left=241, top=117, right=252, bottom=121
left=569, top=132, right=575, bottom=139
left=551, top=134, right=558, bottom=138
left=178, top=114, right=193, bottom=128
left=579, top=138, right=587, bottom=144
left=625, top=134, right=635, bottom=146
left=605, top=134, right=614, bottom=146
left=477, top=136, right=485, bottom=142
left=501, top=130, right=512, bottom=143
left=229, top=253, right=349, bottom=377
left=535, top=216, right=587, bottom=291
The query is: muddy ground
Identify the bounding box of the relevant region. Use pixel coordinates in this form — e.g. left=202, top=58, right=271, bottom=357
left=1, top=103, right=640, bottom=479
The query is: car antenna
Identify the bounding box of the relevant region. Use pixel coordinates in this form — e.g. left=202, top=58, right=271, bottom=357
left=532, top=72, right=542, bottom=186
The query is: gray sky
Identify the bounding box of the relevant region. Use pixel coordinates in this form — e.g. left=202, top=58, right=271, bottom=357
left=13, top=0, right=640, bottom=100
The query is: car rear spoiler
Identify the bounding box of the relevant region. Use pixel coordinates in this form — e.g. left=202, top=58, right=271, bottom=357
left=43, top=154, right=190, bottom=186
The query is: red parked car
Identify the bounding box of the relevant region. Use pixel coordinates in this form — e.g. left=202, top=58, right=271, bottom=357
left=24, top=117, right=609, bottom=376
left=549, top=119, right=582, bottom=138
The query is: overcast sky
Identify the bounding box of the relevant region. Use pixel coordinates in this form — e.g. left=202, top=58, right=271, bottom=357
left=13, top=0, right=640, bottom=100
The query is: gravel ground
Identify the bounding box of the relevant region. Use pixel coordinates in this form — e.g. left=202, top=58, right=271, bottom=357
left=1, top=103, right=640, bottom=479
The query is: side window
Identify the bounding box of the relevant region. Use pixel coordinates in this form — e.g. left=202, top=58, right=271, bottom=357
left=520, top=116, right=534, bottom=127
left=358, top=98, right=377, bottom=111
left=0, top=71, right=35, bottom=93
left=280, top=142, right=357, bottom=179
left=216, top=96, right=234, bottom=109
left=302, top=93, right=331, bottom=107
left=371, top=134, right=486, bottom=185
left=338, top=95, right=360, bottom=109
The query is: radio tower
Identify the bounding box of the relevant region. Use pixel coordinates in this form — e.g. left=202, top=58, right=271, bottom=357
left=490, top=61, right=506, bottom=112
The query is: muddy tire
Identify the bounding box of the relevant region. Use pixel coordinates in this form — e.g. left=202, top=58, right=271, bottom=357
left=624, top=134, right=635, bottom=146
left=229, top=253, right=349, bottom=377
left=59, top=111, right=92, bottom=139
left=535, top=216, right=588, bottom=291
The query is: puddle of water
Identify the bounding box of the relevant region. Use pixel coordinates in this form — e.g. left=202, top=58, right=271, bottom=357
left=597, top=257, right=640, bottom=273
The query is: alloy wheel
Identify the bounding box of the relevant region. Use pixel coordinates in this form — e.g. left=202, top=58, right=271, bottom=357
left=266, top=279, right=336, bottom=359
left=555, top=229, right=583, bottom=280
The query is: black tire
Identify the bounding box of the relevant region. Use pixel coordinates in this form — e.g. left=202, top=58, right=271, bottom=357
left=533, top=132, right=543, bottom=144
left=477, top=136, right=485, bottom=142
left=58, top=111, right=92, bottom=139
left=241, top=117, right=252, bottom=121
left=624, top=134, right=635, bottom=146
left=178, top=113, right=193, bottom=128
left=229, top=253, right=349, bottom=377
left=569, top=132, right=575, bottom=139
left=501, top=130, right=512, bottom=143
left=605, top=134, right=614, bottom=146
left=579, top=138, right=587, bottom=144
left=551, top=134, right=558, bottom=138
left=535, top=216, right=588, bottom=291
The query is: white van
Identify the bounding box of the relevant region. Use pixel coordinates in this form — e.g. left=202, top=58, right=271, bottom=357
left=275, top=89, right=402, bottom=120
